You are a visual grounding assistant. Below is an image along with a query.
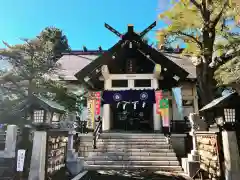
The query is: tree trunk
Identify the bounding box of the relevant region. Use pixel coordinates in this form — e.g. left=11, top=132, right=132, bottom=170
left=197, top=62, right=215, bottom=107
left=197, top=60, right=216, bottom=125
left=197, top=25, right=216, bottom=107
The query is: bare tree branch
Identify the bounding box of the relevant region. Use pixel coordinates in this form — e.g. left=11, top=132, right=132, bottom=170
left=190, top=0, right=202, bottom=10
left=175, top=31, right=203, bottom=48
left=211, top=0, right=229, bottom=28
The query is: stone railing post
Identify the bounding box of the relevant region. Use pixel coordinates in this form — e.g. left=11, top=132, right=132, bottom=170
left=222, top=130, right=240, bottom=180
left=67, top=130, right=77, bottom=161
left=188, top=113, right=200, bottom=161
left=28, top=130, right=47, bottom=180
left=4, top=124, right=18, bottom=158
left=181, top=113, right=201, bottom=177
left=68, top=131, right=74, bottom=150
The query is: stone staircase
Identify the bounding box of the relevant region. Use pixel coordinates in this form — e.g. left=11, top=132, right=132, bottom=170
left=0, top=158, right=15, bottom=180
left=0, top=131, right=5, bottom=151
left=83, top=133, right=182, bottom=172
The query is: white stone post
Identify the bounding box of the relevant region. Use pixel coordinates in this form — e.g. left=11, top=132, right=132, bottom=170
left=102, top=104, right=110, bottom=131
left=188, top=113, right=200, bottom=161
left=4, top=124, right=18, bottom=158
left=152, top=78, right=161, bottom=132
left=153, top=104, right=161, bottom=131
left=222, top=130, right=240, bottom=180
left=28, top=131, right=47, bottom=180
left=103, top=76, right=111, bottom=132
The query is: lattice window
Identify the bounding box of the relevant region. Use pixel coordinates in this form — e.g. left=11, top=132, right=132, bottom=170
left=33, top=110, right=45, bottom=123
left=224, top=108, right=235, bottom=122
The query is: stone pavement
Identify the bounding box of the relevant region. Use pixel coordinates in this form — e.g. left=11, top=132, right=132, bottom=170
left=77, top=170, right=193, bottom=180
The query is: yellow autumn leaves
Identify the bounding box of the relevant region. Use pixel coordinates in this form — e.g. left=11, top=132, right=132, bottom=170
left=156, top=0, right=240, bottom=56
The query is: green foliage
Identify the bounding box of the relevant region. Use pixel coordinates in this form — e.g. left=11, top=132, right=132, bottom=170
left=157, top=0, right=240, bottom=105
left=215, top=56, right=240, bottom=85
left=0, top=29, right=76, bottom=123
left=38, top=27, right=71, bottom=61
left=158, top=0, right=239, bottom=56
left=214, top=30, right=240, bottom=85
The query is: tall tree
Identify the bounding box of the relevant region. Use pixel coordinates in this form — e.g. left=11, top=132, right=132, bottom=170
left=0, top=38, right=76, bottom=124
left=157, top=0, right=239, bottom=105
left=38, top=27, right=71, bottom=61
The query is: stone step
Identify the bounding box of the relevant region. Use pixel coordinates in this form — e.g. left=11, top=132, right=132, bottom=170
left=86, top=156, right=178, bottom=161
left=97, top=141, right=168, bottom=145
left=100, top=133, right=166, bottom=139
left=99, top=138, right=168, bottom=142
left=86, top=160, right=180, bottom=166
left=96, top=144, right=172, bottom=149
left=93, top=148, right=174, bottom=153
left=84, top=164, right=182, bottom=172
left=93, top=151, right=177, bottom=157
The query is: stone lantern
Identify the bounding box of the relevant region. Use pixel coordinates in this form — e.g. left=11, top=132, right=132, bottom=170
left=200, top=91, right=240, bottom=180
left=200, top=91, right=239, bottom=130
left=28, top=96, right=69, bottom=180
left=30, top=96, right=66, bottom=130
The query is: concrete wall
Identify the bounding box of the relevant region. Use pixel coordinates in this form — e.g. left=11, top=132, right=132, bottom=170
left=171, top=134, right=188, bottom=158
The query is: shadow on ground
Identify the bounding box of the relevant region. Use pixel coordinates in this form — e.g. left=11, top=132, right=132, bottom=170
left=81, top=170, right=191, bottom=180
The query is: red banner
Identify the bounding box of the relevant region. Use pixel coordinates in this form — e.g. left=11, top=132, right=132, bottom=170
left=95, top=92, right=101, bottom=115
left=155, top=90, right=163, bottom=114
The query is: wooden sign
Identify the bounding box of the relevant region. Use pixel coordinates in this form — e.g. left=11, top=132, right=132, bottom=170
left=87, top=99, right=95, bottom=129
left=196, top=133, right=222, bottom=179
left=16, top=149, right=26, bottom=172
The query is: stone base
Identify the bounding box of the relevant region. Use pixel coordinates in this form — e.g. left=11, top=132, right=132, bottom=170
left=67, top=157, right=84, bottom=176
left=187, top=161, right=200, bottom=177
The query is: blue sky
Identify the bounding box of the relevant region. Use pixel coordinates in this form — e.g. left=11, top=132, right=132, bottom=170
left=0, top=0, right=170, bottom=50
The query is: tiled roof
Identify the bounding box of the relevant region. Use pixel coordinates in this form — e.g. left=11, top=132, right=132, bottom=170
left=55, top=51, right=196, bottom=80
left=200, top=91, right=237, bottom=111
left=163, top=53, right=196, bottom=79
left=53, top=54, right=97, bottom=80
left=36, top=95, right=66, bottom=112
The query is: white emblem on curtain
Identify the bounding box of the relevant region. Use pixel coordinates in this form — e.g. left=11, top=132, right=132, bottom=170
left=140, top=92, right=148, bottom=100
left=113, top=93, right=122, bottom=101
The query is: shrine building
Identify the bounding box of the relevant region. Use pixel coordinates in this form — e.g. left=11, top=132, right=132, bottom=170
left=55, top=22, right=197, bottom=134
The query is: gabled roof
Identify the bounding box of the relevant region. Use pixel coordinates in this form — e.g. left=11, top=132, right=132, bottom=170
left=55, top=51, right=196, bottom=81
left=74, top=26, right=189, bottom=83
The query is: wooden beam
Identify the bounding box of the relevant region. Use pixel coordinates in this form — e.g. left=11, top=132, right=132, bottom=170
left=153, top=64, right=162, bottom=79
left=104, top=23, right=123, bottom=38
left=101, top=65, right=110, bottom=80
left=140, top=21, right=157, bottom=37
